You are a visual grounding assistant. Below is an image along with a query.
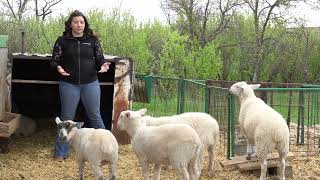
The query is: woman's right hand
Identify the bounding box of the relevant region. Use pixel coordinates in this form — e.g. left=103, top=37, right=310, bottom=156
left=57, top=66, right=70, bottom=76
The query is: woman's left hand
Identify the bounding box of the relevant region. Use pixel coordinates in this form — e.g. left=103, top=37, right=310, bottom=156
left=99, top=62, right=111, bottom=73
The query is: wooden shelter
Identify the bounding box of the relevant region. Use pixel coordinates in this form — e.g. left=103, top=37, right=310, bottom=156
left=9, top=54, right=133, bottom=144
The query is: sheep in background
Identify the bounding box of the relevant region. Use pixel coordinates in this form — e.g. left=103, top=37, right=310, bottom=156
left=55, top=117, right=118, bottom=180
left=229, top=81, right=290, bottom=180
left=141, top=111, right=219, bottom=171
left=13, top=115, right=37, bottom=137
left=118, top=109, right=201, bottom=180
left=0, top=137, right=11, bottom=153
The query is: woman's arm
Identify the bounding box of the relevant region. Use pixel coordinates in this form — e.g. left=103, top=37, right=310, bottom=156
left=50, top=37, right=63, bottom=69
left=51, top=37, right=70, bottom=76
left=94, top=38, right=110, bottom=73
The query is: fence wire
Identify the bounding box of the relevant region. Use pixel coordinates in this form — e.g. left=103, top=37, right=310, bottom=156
left=133, top=75, right=320, bottom=159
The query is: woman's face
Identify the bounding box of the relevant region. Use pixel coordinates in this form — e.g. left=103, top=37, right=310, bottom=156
left=70, top=16, right=85, bottom=37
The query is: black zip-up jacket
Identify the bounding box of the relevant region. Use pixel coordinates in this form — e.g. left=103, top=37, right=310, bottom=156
left=51, top=34, right=107, bottom=84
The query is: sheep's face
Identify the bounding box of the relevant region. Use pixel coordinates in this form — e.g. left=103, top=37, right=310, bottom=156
left=117, top=109, right=147, bottom=130
left=229, top=81, right=247, bottom=96
left=55, top=117, right=84, bottom=142
left=229, top=81, right=260, bottom=96
left=117, top=111, right=131, bottom=130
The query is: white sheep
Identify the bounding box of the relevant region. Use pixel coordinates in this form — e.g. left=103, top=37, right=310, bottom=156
left=117, top=109, right=201, bottom=180
left=229, top=81, right=290, bottom=180
left=141, top=111, right=219, bottom=171
left=55, top=117, right=118, bottom=180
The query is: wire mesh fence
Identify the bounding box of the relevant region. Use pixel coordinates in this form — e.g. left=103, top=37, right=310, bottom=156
left=133, top=75, right=320, bottom=159
left=254, top=88, right=320, bottom=158
left=133, top=75, right=180, bottom=116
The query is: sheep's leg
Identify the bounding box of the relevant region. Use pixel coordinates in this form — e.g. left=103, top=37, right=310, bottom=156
left=90, top=163, right=104, bottom=180
left=195, top=151, right=202, bottom=173
left=246, top=143, right=251, bottom=160
left=78, top=159, right=85, bottom=180
left=195, top=156, right=201, bottom=179
left=246, top=143, right=257, bottom=160
left=109, top=160, right=117, bottom=180
left=278, top=152, right=286, bottom=180
left=139, top=161, right=150, bottom=180
left=195, top=160, right=201, bottom=180
left=260, top=159, right=267, bottom=180
left=251, top=145, right=257, bottom=157
left=174, top=163, right=189, bottom=180
left=178, top=167, right=189, bottom=180
left=207, top=145, right=215, bottom=171
left=187, top=164, right=195, bottom=180
left=153, top=164, right=161, bottom=180
left=188, top=158, right=199, bottom=180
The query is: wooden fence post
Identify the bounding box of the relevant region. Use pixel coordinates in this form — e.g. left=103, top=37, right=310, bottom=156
left=0, top=35, right=9, bottom=120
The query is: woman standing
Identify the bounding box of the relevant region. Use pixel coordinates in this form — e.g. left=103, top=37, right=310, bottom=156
left=51, top=10, right=110, bottom=161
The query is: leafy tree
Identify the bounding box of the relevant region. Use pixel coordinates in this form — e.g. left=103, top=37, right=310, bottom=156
left=161, top=0, right=242, bottom=47
left=242, top=0, right=306, bottom=81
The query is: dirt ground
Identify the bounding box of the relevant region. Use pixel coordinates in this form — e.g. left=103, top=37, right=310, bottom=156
left=0, top=127, right=320, bottom=180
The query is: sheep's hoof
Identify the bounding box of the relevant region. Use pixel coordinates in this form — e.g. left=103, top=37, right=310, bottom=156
left=101, top=160, right=108, bottom=166
left=246, top=154, right=252, bottom=160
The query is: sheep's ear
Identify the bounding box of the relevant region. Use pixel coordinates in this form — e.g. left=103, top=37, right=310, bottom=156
left=137, top=108, right=147, bottom=116
left=76, top=122, right=84, bottom=128
left=55, top=117, right=61, bottom=124
left=249, top=84, right=261, bottom=90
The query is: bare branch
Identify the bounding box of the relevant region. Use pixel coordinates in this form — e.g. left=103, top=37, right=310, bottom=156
left=35, top=0, right=63, bottom=20
left=0, top=0, right=31, bottom=21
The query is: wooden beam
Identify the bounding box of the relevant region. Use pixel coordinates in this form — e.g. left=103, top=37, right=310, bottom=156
left=237, top=161, right=293, bottom=178
left=220, top=152, right=294, bottom=169
left=12, top=79, right=114, bottom=86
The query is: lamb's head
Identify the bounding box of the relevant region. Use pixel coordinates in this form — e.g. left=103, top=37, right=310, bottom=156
left=117, top=109, right=147, bottom=130
left=55, top=117, right=84, bottom=142
left=229, top=81, right=261, bottom=97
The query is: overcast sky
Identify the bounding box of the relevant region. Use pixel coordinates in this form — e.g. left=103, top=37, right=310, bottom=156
left=53, top=0, right=320, bottom=27
left=54, top=0, right=166, bottom=23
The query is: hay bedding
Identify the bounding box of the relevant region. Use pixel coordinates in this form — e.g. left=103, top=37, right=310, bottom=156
left=0, top=128, right=319, bottom=180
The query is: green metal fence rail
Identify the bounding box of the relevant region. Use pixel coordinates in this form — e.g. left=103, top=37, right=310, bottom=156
left=134, top=75, right=208, bottom=116
left=179, top=79, right=207, bottom=113
left=134, top=75, right=181, bottom=116
left=205, top=85, right=236, bottom=159
left=133, top=75, right=320, bottom=159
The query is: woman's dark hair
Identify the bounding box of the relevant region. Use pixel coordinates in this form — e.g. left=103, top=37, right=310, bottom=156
left=63, top=10, right=95, bottom=37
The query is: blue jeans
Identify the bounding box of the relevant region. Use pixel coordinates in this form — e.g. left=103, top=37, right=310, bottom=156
left=54, top=80, right=105, bottom=158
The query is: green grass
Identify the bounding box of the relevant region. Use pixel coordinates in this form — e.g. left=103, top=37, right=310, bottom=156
left=133, top=96, right=178, bottom=116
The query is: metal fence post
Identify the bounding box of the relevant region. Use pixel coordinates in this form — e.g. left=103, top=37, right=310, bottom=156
left=204, top=87, right=209, bottom=114
left=230, top=94, right=235, bottom=158
left=145, top=75, right=152, bottom=103
left=177, top=78, right=185, bottom=114
left=227, top=93, right=236, bottom=159
left=316, top=92, right=319, bottom=125
left=298, top=91, right=305, bottom=144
